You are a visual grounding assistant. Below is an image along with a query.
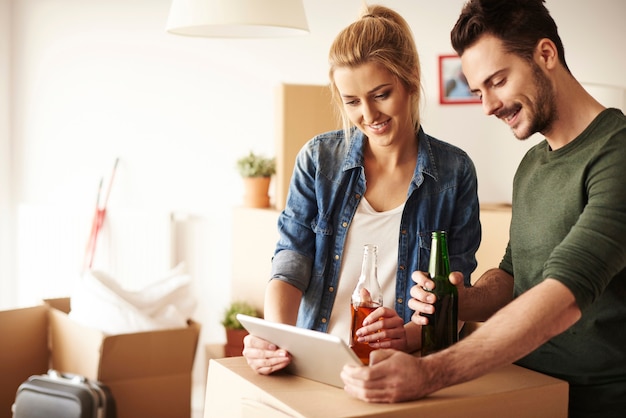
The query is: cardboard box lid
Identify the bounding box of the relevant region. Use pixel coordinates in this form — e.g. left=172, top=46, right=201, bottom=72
left=0, top=305, right=49, bottom=418
left=48, top=303, right=107, bottom=379
left=98, top=320, right=201, bottom=381
left=44, top=297, right=71, bottom=313
left=205, top=357, right=569, bottom=418
left=46, top=298, right=201, bottom=382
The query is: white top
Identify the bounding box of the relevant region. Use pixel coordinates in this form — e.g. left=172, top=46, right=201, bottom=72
left=327, top=197, right=405, bottom=343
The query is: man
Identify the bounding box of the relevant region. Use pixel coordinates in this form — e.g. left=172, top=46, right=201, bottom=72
left=340, top=1, right=626, bottom=417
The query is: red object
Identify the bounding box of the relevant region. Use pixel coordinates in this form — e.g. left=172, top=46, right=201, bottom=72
left=82, top=207, right=106, bottom=272
left=82, top=159, right=119, bottom=273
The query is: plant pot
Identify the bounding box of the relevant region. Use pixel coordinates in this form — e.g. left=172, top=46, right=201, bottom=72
left=242, top=176, right=271, bottom=208
left=224, top=328, right=249, bottom=357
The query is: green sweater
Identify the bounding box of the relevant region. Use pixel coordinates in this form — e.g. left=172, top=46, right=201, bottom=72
left=500, top=108, right=626, bottom=417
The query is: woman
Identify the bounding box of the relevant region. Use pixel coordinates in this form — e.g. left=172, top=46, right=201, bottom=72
left=243, top=4, right=480, bottom=374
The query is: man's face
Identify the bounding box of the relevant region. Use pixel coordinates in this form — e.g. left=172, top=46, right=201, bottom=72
left=460, top=34, right=556, bottom=140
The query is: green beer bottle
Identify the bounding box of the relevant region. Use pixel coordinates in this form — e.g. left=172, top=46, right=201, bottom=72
left=420, top=231, right=458, bottom=356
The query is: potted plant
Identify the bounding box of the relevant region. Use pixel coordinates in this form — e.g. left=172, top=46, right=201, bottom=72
left=236, top=151, right=276, bottom=208
left=221, top=300, right=260, bottom=357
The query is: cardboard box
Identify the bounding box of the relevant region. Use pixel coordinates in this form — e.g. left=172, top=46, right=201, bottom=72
left=204, top=357, right=568, bottom=418
left=0, top=305, right=49, bottom=418
left=0, top=298, right=200, bottom=418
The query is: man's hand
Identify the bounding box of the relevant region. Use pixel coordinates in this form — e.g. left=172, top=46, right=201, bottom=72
left=408, top=270, right=464, bottom=325
left=341, top=349, right=431, bottom=403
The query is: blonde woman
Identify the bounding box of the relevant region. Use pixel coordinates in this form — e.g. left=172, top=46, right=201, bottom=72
left=243, top=4, right=480, bottom=375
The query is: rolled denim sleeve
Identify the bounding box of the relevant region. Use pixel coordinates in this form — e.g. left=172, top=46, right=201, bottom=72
left=270, top=138, right=322, bottom=293
left=271, top=249, right=313, bottom=293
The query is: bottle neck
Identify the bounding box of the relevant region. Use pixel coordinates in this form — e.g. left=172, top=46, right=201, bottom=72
left=360, top=244, right=377, bottom=283
left=352, top=244, right=382, bottom=306
left=429, top=231, right=450, bottom=278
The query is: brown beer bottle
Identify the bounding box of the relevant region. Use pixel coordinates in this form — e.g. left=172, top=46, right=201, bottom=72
left=420, top=231, right=458, bottom=357
left=349, top=244, right=383, bottom=365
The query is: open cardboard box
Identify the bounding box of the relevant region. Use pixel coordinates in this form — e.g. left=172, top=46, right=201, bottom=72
left=0, top=298, right=200, bottom=418
left=205, top=357, right=568, bottom=418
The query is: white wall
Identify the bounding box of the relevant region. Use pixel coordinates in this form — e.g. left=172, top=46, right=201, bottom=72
left=1, top=0, right=625, bottom=345
left=0, top=0, right=13, bottom=308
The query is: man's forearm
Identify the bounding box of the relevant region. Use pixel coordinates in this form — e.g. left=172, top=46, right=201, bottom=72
left=461, top=268, right=514, bottom=322
left=423, top=278, right=581, bottom=393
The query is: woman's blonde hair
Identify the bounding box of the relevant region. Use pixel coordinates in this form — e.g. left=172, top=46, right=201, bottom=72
left=328, top=4, right=422, bottom=139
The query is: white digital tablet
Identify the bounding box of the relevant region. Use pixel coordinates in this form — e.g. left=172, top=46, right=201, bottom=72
left=237, top=314, right=363, bottom=388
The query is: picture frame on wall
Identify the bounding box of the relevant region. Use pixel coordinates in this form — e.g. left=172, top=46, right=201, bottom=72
left=438, top=54, right=481, bottom=105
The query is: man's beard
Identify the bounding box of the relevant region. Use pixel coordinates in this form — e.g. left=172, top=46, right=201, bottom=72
left=513, top=63, right=557, bottom=140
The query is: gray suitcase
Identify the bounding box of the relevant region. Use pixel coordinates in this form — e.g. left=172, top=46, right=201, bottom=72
left=12, top=370, right=116, bottom=418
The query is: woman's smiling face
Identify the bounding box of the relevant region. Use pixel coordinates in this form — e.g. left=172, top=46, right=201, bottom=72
left=333, top=61, right=414, bottom=147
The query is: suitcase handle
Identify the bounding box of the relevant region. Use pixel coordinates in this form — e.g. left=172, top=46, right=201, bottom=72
left=48, top=369, right=88, bottom=384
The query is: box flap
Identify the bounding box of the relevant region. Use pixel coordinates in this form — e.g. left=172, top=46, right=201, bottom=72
left=44, top=297, right=71, bottom=314
left=98, top=321, right=200, bottom=382
left=48, top=306, right=105, bottom=379
left=0, top=305, right=49, bottom=417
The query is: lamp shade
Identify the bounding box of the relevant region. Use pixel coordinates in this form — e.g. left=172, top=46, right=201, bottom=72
left=165, top=0, right=309, bottom=38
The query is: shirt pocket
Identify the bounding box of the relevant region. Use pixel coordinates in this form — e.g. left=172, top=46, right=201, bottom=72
left=311, top=215, right=334, bottom=236
left=418, top=230, right=436, bottom=269
left=418, top=230, right=436, bottom=251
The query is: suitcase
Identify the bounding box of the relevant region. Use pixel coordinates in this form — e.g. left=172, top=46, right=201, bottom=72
left=12, top=370, right=116, bottom=418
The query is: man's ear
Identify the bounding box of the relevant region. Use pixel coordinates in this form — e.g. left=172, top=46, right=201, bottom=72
left=535, top=38, right=558, bottom=70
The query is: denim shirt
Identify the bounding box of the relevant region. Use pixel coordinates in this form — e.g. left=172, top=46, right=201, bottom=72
left=271, top=127, right=481, bottom=333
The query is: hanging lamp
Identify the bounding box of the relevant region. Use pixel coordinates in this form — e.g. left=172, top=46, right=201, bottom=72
left=165, top=0, right=309, bottom=38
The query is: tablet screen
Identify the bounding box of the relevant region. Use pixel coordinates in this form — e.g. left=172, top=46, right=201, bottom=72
left=237, top=314, right=363, bottom=388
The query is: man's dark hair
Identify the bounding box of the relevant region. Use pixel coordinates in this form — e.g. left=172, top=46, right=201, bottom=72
left=451, top=0, right=570, bottom=73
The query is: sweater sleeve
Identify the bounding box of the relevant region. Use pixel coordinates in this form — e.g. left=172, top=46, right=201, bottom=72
left=544, top=123, right=626, bottom=310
